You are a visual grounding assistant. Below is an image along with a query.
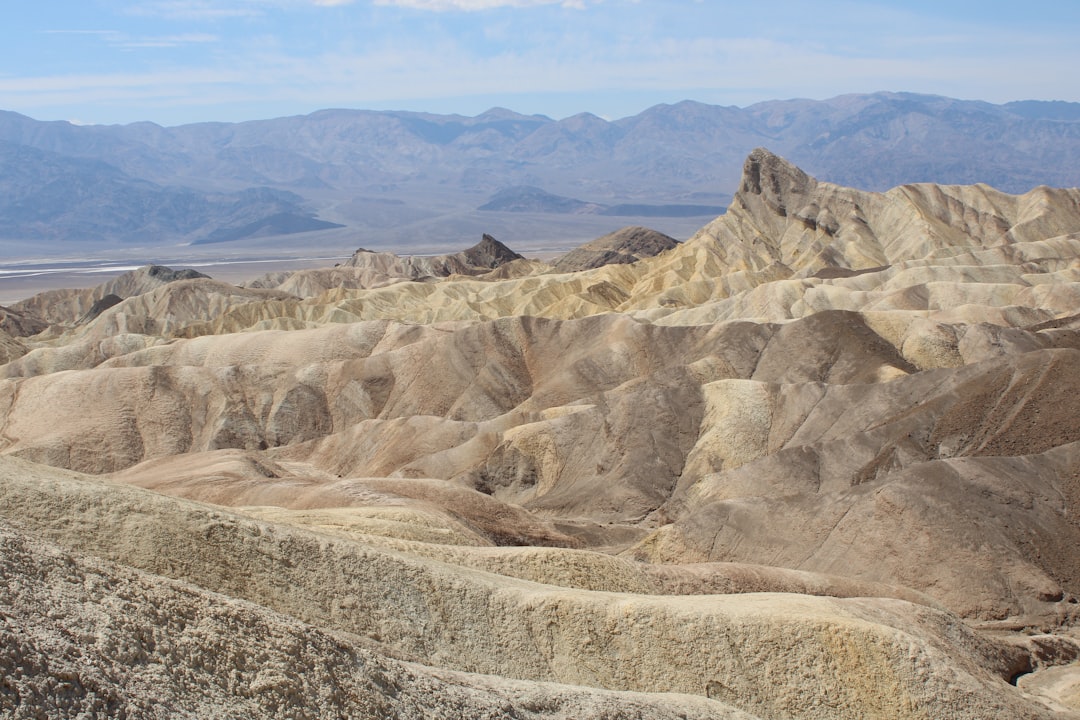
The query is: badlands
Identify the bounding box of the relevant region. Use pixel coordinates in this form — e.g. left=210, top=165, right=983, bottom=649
left=2, top=148, right=1080, bottom=718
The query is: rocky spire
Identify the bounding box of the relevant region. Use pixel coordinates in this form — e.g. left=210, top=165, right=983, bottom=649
left=737, top=147, right=817, bottom=218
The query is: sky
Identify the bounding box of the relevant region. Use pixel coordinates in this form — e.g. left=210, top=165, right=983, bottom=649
left=2, top=0, right=1079, bottom=127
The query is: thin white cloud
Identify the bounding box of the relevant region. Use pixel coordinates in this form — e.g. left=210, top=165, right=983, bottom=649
left=130, top=0, right=587, bottom=12
left=0, top=69, right=245, bottom=94
left=43, top=28, right=219, bottom=49
left=372, top=0, right=587, bottom=10
left=126, top=1, right=263, bottom=20
left=113, top=33, right=220, bottom=48
left=43, top=30, right=123, bottom=36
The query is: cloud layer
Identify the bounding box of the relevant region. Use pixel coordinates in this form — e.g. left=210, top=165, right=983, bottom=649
left=371, top=0, right=587, bottom=9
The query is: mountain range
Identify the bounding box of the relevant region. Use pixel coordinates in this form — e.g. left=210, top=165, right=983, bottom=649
left=2, top=92, right=1080, bottom=253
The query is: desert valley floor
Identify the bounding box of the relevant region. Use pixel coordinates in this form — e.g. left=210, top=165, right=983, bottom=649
left=2, top=149, right=1080, bottom=718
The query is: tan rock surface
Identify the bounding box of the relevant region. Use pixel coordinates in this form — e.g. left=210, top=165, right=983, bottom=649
left=551, top=226, right=679, bottom=272
left=0, top=303, right=48, bottom=337
left=244, top=233, right=526, bottom=298
left=0, top=458, right=1069, bottom=720
left=0, top=518, right=749, bottom=720
left=1020, top=660, right=1080, bottom=714
left=4, top=149, right=1080, bottom=717
left=10, top=264, right=211, bottom=327
left=0, top=327, right=27, bottom=364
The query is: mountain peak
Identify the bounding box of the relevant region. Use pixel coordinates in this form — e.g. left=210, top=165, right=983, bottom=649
left=738, top=148, right=817, bottom=215
left=140, top=265, right=211, bottom=283
left=477, top=107, right=533, bottom=121
left=464, top=234, right=524, bottom=268
left=740, top=148, right=812, bottom=193
left=552, top=226, right=679, bottom=272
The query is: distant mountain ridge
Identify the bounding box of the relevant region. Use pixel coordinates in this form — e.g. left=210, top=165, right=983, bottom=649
left=0, top=140, right=336, bottom=245
left=479, top=186, right=604, bottom=214
left=2, top=92, right=1080, bottom=251
left=479, top=186, right=725, bottom=217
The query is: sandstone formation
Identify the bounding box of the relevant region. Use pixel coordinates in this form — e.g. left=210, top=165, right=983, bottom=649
left=0, top=326, right=27, bottom=364
left=0, top=461, right=1070, bottom=720
left=0, top=304, right=47, bottom=337
left=244, top=233, right=529, bottom=298
left=0, top=517, right=742, bottom=720
left=11, top=264, right=210, bottom=327
left=552, top=226, right=679, bottom=272
left=3, top=149, right=1080, bottom=718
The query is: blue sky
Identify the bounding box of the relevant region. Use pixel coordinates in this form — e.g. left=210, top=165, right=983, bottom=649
left=2, top=0, right=1079, bottom=126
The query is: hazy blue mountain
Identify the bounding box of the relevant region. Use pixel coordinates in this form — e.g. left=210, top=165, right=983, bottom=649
left=748, top=92, right=1080, bottom=191
left=1002, top=100, right=1080, bottom=122
left=479, top=186, right=603, bottom=213
left=2, top=92, right=1079, bottom=252
left=478, top=187, right=726, bottom=218
left=0, top=140, right=333, bottom=245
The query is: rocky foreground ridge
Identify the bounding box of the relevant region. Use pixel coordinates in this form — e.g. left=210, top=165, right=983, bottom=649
left=2, top=148, right=1080, bottom=718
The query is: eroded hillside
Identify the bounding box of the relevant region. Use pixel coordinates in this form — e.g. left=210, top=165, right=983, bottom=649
left=2, top=148, right=1080, bottom=719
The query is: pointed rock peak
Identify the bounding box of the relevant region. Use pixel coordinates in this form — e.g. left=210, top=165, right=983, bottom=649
left=738, top=148, right=817, bottom=214
left=740, top=148, right=814, bottom=196
left=464, top=234, right=525, bottom=268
